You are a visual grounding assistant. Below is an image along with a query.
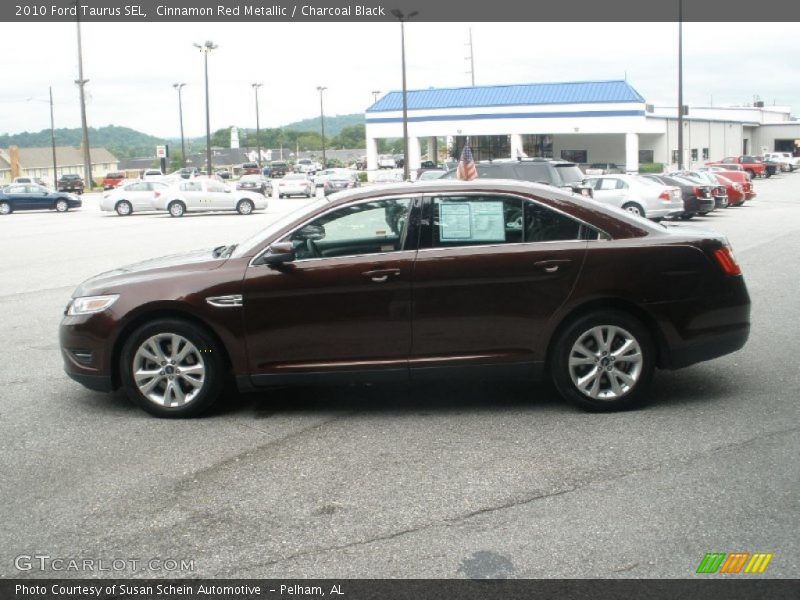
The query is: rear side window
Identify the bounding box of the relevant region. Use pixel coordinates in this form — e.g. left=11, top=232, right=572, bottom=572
left=524, top=202, right=582, bottom=242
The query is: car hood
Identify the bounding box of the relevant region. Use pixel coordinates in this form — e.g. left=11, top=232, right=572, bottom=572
left=73, top=248, right=226, bottom=296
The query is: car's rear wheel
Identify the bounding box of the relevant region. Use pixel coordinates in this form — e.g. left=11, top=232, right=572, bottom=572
left=551, top=310, right=655, bottom=411
left=0, top=201, right=11, bottom=215
left=679, top=213, right=694, bottom=220
left=746, top=169, right=755, bottom=180
left=120, top=319, right=225, bottom=418
left=236, top=199, right=254, bottom=215
left=55, top=199, right=69, bottom=212
left=115, top=200, right=132, bottom=216
left=622, top=202, right=645, bottom=218
left=168, top=201, right=186, bottom=217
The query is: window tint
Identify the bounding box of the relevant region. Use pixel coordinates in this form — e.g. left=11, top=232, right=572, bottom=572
left=615, top=179, right=628, bottom=190
left=524, top=201, right=583, bottom=242
left=514, top=163, right=552, bottom=182
left=432, top=196, right=524, bottom=247
left=180, top=181, right=202, bottom=192
left=596, top=178, right=618, bottom=191
left=284, top=198, right=412, bottom=260
left=207, top=182, right=227, bottom=193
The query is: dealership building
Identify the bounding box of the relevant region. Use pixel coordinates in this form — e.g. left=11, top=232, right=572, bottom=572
left=365, top=79, right=800, bottom=171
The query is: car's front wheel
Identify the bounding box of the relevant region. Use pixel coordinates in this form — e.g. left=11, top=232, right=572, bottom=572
left=168, top=201, right=186, bottom=217
left=115, top=200, right=132, bottom=216
left=120, top=319, right=225, bottom=418
left=551, top=310, right=655, bottom=411
left=55, top=199, right=69, bottom=212
left=236, top=199, right=254, bottom=215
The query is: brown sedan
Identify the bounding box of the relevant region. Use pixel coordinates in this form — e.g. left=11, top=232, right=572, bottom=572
left=60, top=180, right=750, bottom=417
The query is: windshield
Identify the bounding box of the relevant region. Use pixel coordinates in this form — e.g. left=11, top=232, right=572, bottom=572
left=230, top=198, right=330, bottom=258
left=554, top=164, right=585, bottom=184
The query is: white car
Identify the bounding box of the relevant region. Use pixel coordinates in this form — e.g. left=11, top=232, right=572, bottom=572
left=275, top=173, right=314, bottom=198
left=142, top=169, right=164, bottom=181
left=582, top=174, right=683, bottom=220
left=377, top=154, right=396, bottom=169
left=99, top=180, right=168, bottom=216
left=153, top=179, right=267, bottom=217
left=294, top=158, right=321, bottom=174
left=313, top=168, right=358, bottom=187
left=763, top=152, right=797, bottom=172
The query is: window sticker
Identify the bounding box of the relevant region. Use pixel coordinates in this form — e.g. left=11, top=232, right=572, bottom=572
left=439, top=201, right=506, bottom=242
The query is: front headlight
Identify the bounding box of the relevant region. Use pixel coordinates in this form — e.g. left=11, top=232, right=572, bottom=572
left=67, top=294, right=119, bottom=316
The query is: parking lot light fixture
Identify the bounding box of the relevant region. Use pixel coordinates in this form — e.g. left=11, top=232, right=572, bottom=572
left=372, top=90, right=381, bottom=104
left=317, top=86, right=327, bottom=168
left=173, top=83, right=187, bottom=168
left=391, top=9, right=418, bottom=181
left=252, top=83, right=263, bottom=167
left=193, top=40, right=218, bottom=175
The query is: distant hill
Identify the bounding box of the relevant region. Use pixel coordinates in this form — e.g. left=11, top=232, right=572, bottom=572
left=0, top=125, right=166, bottom=159
left=280, top=113, right=364, bottom=137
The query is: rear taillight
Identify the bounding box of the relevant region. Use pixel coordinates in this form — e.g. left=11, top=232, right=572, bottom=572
left=154, top=192, right=160, bottom=199
left=659, top=191, right=671, bottom=201
left=712, top=246, right=742, bottom=276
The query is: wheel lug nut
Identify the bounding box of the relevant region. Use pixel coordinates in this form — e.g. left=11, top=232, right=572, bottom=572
left=161, top=361, right=166, bottom=366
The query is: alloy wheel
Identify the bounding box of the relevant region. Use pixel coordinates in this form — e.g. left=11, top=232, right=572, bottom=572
left=568, top=325, right=643, bottom=400
left=132, top=333, right=206, bottom=407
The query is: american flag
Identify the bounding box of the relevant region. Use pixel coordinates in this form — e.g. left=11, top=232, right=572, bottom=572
left=456, top=144, right=477, bottom=181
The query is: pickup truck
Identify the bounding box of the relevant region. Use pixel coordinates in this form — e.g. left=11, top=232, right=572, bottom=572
left=706, top=156, right=765, bottom=179
left=101, top=171, right=125, bottom=190
left=57, top=174, right=85, bottom=194
left=763, top=152, right=797, bottom=172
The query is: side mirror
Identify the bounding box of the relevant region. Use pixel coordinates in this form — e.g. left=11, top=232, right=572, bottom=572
left=258, top=241, right=296, bottom=266
left=224, top=188, right=231, bottom=193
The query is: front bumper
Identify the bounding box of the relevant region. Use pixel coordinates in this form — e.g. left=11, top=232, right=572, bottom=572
left=60, top=313, right=116, bottom=392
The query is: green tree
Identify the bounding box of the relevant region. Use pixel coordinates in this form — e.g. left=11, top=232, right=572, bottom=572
left=332, top=124, right=365, bottom=149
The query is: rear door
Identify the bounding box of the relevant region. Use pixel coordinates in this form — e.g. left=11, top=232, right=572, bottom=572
left=589, top=177, right=626, bottom=208
left=410, top=193, right=589, bottom=378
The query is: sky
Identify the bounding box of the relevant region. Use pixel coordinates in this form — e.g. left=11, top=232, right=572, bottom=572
left=0, top=21, right=798, bottom=139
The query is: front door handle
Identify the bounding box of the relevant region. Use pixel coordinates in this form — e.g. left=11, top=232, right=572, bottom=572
left=534, top=259, right=572, bottom=273
left=362, top=268, right=401, bottom=282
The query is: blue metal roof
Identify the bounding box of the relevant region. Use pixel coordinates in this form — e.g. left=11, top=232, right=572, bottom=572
left=367, top=80, right=645, bottom=112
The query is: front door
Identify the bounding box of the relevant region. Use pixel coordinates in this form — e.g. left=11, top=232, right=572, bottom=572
left=242, top=196, right=419, bottom=385
left=410, top=193, right=588, bottom=377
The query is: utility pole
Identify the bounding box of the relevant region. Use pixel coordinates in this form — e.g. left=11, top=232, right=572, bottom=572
left=74, top=4, right=92, bottom=189
left=252, top=83, right=263, bottom=166
left=173, top=83, right=187, bottom=168
left=466, top=28, right=475, bottom=86
left=317, top=86, right=327, bottom=168
left=390, top=9, right=418, bottom=181
left=371, top=90, right=381, bottom=104
left=49, top=87, right=57, bottom=190
left=677, top=0, right=684, bottom=169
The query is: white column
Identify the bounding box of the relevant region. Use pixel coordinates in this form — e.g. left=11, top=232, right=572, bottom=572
left=510, top=134, right=524, bottom=159
left=408, top=137, right=422, bottom=171
left=366, top=137, right=378, bottom=171
left=625, top=133, right=639, bottom=173
left=427, top=136, right=438, bottom=163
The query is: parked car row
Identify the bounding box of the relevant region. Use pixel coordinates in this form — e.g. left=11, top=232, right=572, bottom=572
left=99, top=178, right=267, bottom=217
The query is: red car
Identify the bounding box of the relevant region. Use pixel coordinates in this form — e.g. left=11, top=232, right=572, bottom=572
left=711, top=169, right=755, bottom=201
left=713, top=174, right=745, bottom=206
left=707, top=156, right=765, bottom=180
left=101, top=172, right=125, bottom=190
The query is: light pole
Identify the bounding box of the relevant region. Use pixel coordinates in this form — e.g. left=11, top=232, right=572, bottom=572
left=677, top=0, right=684, bottom=169
left=252, top=83, right=263, bottom=167
left=74, top=3, right=92, bottom=189
left=390, top=9, right=417, bottom=181
left=371, top=90, right=381, bottom=104
left=49, top=87, right=57, bottom=189
left=193, top=40, right=218, bottom=175
left=317, top=86, right=327, bottom=168
left=173, top=83, right=187, bottom=168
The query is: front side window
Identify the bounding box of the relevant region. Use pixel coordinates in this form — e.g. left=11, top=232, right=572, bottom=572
left=282, top=198, right=413, bottom=260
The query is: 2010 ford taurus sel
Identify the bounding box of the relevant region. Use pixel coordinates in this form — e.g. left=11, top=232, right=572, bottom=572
left=60, top=180, right=750, bottom=417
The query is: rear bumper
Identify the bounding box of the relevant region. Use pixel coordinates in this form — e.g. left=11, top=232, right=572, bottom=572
left=665, top=324, right=750, bottom=369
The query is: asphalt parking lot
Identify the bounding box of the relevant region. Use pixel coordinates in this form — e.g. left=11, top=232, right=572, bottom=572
left=0, top=176, right=798, bottom=579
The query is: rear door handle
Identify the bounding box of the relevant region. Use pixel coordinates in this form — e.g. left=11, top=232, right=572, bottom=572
left=362, top=268, right=401, bottom=282
left=534, top=259, right=572, bottom=273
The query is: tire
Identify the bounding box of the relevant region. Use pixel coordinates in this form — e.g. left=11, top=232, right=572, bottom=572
left=168, top=201, right=186, bottom=217
left=55, top=199, right=69, bottom=212
left=746, top=169, right=755, bottom=180
left=115, top=200, right=132, bottom=216
left=622, top=202, right=645, bottom=218
left=550, top=310, right=655, bottom=412
left=0, top=201, right=11, bottom=215
left=119, top=319, right=225, bottom=418
left=236, top=198, right=254, bottom=215
left=679, top=213, right=694, bottom=220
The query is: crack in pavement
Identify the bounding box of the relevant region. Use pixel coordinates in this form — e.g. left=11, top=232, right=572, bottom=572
left=225, top=424, right=799, bottom=577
